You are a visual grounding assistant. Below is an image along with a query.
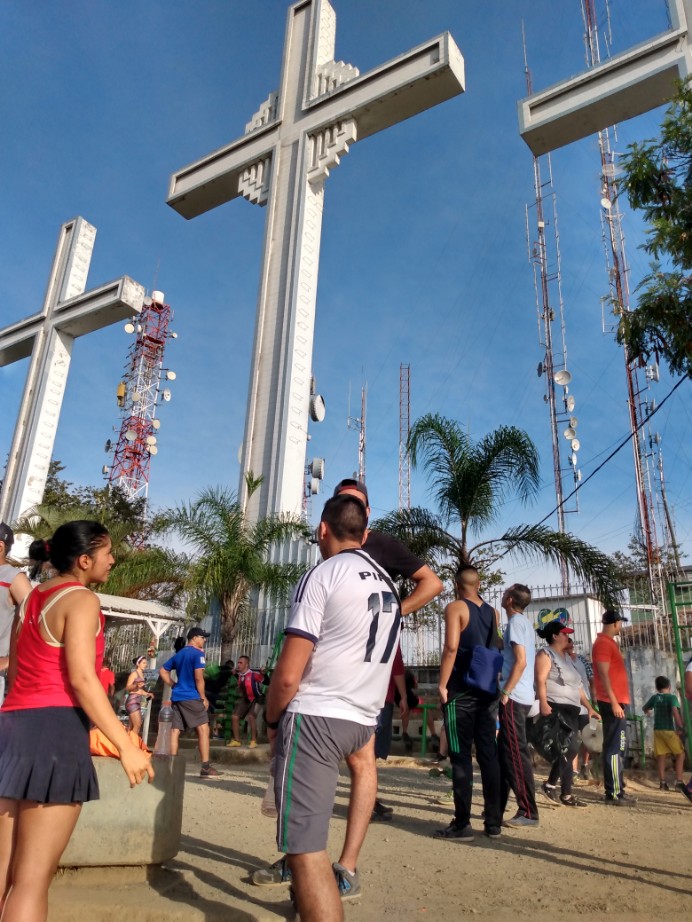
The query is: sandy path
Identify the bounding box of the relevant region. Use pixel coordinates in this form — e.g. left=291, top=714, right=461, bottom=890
left=164, top=752, right=692, bottom=921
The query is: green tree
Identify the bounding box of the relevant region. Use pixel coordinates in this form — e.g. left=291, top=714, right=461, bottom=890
left=155, top=477, right=311, bottom=659
left=372, top=414, right=622, bottom=605
left=618, top=79, right=692, bottom=376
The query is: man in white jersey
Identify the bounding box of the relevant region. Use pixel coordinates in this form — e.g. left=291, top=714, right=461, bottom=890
left=0, top=525, right=31, bottom=703
left=266, top=494, right=401, bottom=922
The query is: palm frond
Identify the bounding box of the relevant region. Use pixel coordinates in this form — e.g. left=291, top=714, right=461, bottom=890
left=370, top=506, right=460, bottom=567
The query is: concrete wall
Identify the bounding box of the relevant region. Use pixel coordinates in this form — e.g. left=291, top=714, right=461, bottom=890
left=60, top=754, right=185, bottom=867
left=625, top=646, right=680, bottom=755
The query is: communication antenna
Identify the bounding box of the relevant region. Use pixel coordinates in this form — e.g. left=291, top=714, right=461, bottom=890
left=399, top=363, right=411, bottom=510
left=347, top=382, right=367, bottom=482
left=104, top=290, right=177, bottom=502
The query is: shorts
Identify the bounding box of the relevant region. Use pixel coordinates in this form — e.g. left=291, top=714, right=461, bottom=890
left=653, top=729, right=684, bottom=757
left=275, top=712, right=374, bottom=854
left=126, top=696, right=142, bottom=714
left=233, top=699, right=259, bottom=720
left=0, top=706, right=98, bottom=804
left=171, top=699, right=208, bottom=731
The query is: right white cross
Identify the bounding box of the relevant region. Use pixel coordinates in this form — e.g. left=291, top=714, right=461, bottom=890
left=519, top=0, right=692, bottom=155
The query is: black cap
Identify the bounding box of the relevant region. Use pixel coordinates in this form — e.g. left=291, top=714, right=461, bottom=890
left=187, top=626, right=210, bottom=641
left=0, top=523, right=14, bottom=550
left=333, top=478, right=368, bottom=503
left=602, top=610, right=628, bottom=625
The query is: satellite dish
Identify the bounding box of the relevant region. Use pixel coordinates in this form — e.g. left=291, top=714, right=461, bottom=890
left=569, top=416, right=578, bottom=429
left=124, top=429, right=137, bottom=441
left=170, top=331, right=178, bottom=339
left=571, top=438, right=581, bottom=452
left=571, top=452, right=578, bottom=466
left=152, top=419, right=161, bottom=430
left=310, top=458, right=325, bottom=480
left=537, top=362, right=543, bottom=378
left=554, top=370, right=572, bottom=386
left=104, top=439, right=112, bottom=453
left=124, top=322, right=135, bottom=334
left=146, top=435, right=157, bottom=446
left=566, top=395, right=575, bottom=412
left=310, top=477, right=320, bottom=495
left=600, top=197, right=612, bottom=210
left=309, top=394, right=326, bottom=422
left=563, top=427, right=576, bottom=440
left=132, top=392, right=142, bottom=402
left=576, top=469, right=582, bottom=482
left=101, top=465, right=109, bottom=475
left=148, top=445, right=158, bottom=456
left=166, top=370, right=176, bottom=381
left=162, top=389, right=172, bottom=402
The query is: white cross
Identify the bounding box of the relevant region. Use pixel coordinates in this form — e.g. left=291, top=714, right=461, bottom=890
left=168, top=0, right=465, bottom=522
left=0, top=217, right=145, bottom=540
left=519, top=0, right=692, bottom=155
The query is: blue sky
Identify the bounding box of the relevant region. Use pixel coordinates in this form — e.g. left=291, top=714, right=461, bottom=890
left=1, top=0, right=689, bottom=586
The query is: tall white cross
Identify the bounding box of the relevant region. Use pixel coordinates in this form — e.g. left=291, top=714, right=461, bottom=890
left=168, top=0, right=465, bottom=522
left=519, top=0, right=692, bottom=155
left=0, top=217, right=145, bottom=540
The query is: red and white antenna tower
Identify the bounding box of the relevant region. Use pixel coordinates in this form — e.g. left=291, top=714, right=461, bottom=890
left=103, top=290, right=177, bottom=502
left=399, top=363, right=411, bottom=510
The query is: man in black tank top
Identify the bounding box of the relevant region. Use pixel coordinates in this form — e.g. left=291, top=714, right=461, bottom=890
left=435, top=565, right=502, bottom=840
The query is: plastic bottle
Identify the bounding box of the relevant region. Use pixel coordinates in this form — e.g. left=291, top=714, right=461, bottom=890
left=154, top=703, right=173, bottom=755
left=261, top=758, right=278, bottom=817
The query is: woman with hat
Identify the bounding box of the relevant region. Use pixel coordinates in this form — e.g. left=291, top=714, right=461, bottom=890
left=535, top=620, right=600, bottom=807
left=124, top=655, right=154, bottom=736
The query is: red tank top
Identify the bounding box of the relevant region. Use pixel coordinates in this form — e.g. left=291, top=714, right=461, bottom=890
left=3, top=582, right=105, bottom=710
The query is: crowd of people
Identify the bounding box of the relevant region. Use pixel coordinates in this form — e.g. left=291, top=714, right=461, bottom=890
left=0, top=484, right=689, bottom=922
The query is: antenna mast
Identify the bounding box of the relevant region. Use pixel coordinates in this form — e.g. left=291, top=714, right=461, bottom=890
left=399, top=363, right=411, bottom=510
left=347, top=383, right=367, bottom=482
left=104, top=290, right=176, bottom=502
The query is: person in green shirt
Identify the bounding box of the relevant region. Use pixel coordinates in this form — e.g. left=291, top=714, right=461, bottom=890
left=642, top=676, right=685, bottom=792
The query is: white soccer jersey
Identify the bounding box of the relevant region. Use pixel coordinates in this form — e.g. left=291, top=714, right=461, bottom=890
left=285, top=548, right=401, bottom=725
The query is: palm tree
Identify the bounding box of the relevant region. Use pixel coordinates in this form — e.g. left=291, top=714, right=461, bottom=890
left=372, top=414, right=622, bottom=605
left=155, top=476, right=311, bottom=659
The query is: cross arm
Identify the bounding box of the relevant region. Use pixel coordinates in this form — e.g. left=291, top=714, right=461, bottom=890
left=167, top=122, right=280, bottom=219
left=519, top=26, right=690, bottom=156
left=308, top=33, right=465, bottom=141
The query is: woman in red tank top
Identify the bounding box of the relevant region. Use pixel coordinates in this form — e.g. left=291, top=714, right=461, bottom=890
left=0, top=521, right=154, bottom=922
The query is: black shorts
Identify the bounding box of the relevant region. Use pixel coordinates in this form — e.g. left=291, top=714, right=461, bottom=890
left=171, top=699, right=208, bottom=731
left=0, top=707, right=99, bottom=804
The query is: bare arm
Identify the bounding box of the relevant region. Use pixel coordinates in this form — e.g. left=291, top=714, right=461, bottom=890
left=394, top=672, right=408, bottom=720
left=502, top=642, right=529, bottom=707
left=159, top=666, right=174, bottom=688
left=438, top=600, right=468, bottom=704
left=265, top=635, right=315, bottom=724
left=63, top=593, right=153, bottom=785
left=579, top=686, right=599, bottom=718
left=194, top=667, right=207, bottom=707
left=9, top=572, right=31, bottom=607
left=125, top=671, right=141, bottom=693
left=595, top=660, right=624, bottom=718
left=400, top=564, right=443, bottom=617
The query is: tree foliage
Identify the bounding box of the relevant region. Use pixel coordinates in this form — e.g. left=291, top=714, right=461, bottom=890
left=618, top=80, right=692, bottom=376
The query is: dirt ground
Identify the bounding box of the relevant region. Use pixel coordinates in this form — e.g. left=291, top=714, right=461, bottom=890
left=50, top=748, right=692, bottom=921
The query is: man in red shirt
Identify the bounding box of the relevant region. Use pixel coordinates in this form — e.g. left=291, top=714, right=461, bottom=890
left=592, top=610, right=636, bottom=806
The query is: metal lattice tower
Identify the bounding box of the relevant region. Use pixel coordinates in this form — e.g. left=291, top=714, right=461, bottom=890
left=399, top=363, right=411, bottom=510
left=524, top=35, right=581, bottom=593
left=347, top=383, right=367, bottom=482
left=104, top=291, right=176, bottom=501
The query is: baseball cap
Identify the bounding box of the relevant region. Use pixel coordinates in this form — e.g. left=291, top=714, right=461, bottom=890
left=537, top=619, right=574, bottom=641
left=602, top=610, right=628, bottom=624
left=187, top=626, right=210, bottom=641
left=0, top=523, right=14, bottom=550
left=333, top=478, right=368, bottom=503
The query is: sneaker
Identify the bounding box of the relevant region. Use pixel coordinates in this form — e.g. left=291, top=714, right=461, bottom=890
left=431, top=751, right=448, bottom=763
left=505, top=813, right=539, bottom=828
left=374, top=799, right=393, bottom=815
left=572, top=771, right=582, bottom=785
left=675, top=781, right=692, bottom=804
left=604, top=794, right=636, bottom=807
left=403, top=732, right=413, bottom=752
left=484, top=826, right=502, bottom=839
left=435, top=789, right=455, bottom=805
left=580, top=764, right=592, bottom=781
left=371, top=800, right=393, bottom=822
left=659, top=781, right=670, bottom=791
left=433, top=821, right=474, bottom=840
left=252, top=856, right=292, bottom=887
left=226, top=739, right=242, bottom=748
left=560, top=794, right=588, bottom=807
left=200, top=764, right=223, bottom=779
left=541, top=782, right=561, bottom=804
left=332, top=862, right=361, bottom=900
left=249, top=740, right=257, bottom=749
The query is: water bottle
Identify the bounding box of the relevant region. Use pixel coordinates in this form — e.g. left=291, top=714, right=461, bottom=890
left=154, top=703, right=173, bottom=755
left=261, top=758, right=278, bottom=817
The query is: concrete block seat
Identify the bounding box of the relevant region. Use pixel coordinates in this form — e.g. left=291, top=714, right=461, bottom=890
left=60, top=754, right=185, bottom=867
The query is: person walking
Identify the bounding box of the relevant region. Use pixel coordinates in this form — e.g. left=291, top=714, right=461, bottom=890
left=228, top=655, right=264, bottom=748
left=592, top=610, right=636, bottom=806
left=266, top=493, right=403, bottom=922
left=435, top=565, right=502, bottom=841
left=0, top=521, right=153, bottom=922
left=535, top=620, right=600, bottom=807
left=0, top=524, right=31, bottom=705
left=159, top=626, right=222, bottom=779
left=497, top=584, right=540, bottom=827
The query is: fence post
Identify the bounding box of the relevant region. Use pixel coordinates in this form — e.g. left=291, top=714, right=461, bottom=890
left=667, top=581, right=692, bottom=763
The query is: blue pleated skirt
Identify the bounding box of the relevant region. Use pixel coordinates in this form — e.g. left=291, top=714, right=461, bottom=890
left=0, top=707, right=99, bottom=804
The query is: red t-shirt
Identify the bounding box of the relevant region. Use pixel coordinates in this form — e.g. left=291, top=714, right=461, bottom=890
left=3, top=582, right=105, bottom=711
left=99, top=667, right=116, bottom=695
left=592, top=633, right=630, bottom=705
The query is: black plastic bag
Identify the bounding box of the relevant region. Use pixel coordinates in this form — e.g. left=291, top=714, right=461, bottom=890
left=528, top=711, right=575, bottom=763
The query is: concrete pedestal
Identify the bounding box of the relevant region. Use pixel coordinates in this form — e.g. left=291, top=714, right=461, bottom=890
left=60, top=754, right=185, bottom=867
